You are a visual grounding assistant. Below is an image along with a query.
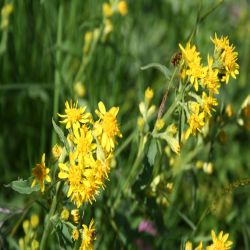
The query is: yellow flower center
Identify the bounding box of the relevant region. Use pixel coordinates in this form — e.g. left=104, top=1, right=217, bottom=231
left=66, top=108, right=82, bottom=123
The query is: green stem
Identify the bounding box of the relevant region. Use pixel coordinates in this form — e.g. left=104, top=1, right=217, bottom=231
left=40, top=182, right=62, bottom=250
left=52, top=4, right=64, bottom=147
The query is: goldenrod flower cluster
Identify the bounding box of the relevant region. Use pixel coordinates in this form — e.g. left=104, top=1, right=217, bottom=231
left=18, top=215, right=40, bottom=250
left=58, top=100, right=122, bottom=208
left=185, top=230, right=233, bottom=250
left=179, top=34, right=239, bottom=139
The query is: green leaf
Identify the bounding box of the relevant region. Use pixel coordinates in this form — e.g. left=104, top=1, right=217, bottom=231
left=5, top=177, right=39, bottom=194
left=52, top=118, right=70, bottom=152
left=147, top=139, right=158, bottom=166
left=141, top=63, right=171, bottom=80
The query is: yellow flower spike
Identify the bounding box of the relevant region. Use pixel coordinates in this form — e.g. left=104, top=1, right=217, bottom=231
left=31, top=153, right=51, bottom=193
left=206, top=230, right=233, bottom=250
left=80, top=219, right=96, bottom=250
left=72, top=228, right=80, bottom=241
left=118, top=1, right=128, bottom=16
left=58, top=100, right=91, bottom=129
left=61, top=208, right=70, bottom=221
left=102, top=3, right=113, bottom=17
left=144, top=87, right=154, bottom=102
left=30, top=214, right=39, bottom=228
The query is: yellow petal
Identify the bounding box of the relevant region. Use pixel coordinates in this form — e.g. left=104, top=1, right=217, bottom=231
left=58, top=172, right=68, bottom=179
left=98, top=101, right=106, bottom=114
left=46, top=175, right=51, bottom=183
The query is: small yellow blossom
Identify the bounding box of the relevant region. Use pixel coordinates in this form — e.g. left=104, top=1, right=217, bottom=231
left=185, top=103, right=205, bottom=139
left=61, top=208, right=70, bottom=221
left=58, top=100, right=91, bottom=129
left=71, top=209, right=80, bottom=224
left=72, top=228, right=80, bottom=241
left=201, top=92, right=218, bottom=117
left=137, top=116, right=145, bottom=129
left=84, top=31, right=93, bottom=43
left=102, top=3, right=113, bottom=17
left=103, top=19, right=113, bottom=36
left=74, top=82, right=86, bottom=97
left=1, top=3, right=14, bottom=29
left=30, top=214, right=39, bottom=228
left=202, top=55, right=220, bottom=94
left=80, top=219, right=96, bottom=250
left=22, top=220, right=30, bottom=234
left=31, top=154, right=51, bottom=193
left=155, top=119, right=165, bottom=130
left=94, top=101, right=122, bottom=152
left=225, top=104, right=234, bottom=118
left=145, top=87, right=154, bottom=102
left=185, top=241, right=192, bottom=250
left=118, top=1, right=128, bottom=16
left=31, top=240, right=39, bottom=250
left=52, top=144, right=63, bottom=160
left=206, top=230, right=233, bottom=250
left=211, top=34, right=239, bottom=83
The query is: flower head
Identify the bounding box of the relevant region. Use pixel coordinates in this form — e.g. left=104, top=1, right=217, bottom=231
left=94, top=101, right=122, bottom=152
left=80, top=219, right=96, bottom=250
left=58, top=100, right=91, bottom=129
left=206, top=230, right=233, bottom=250
left=201, top=92, right=218, bottom=117
left=31, top=154, right=51, bottom=192
left=118, top=1, right=128, bottom=16
left=72, top=228, right=80, bottom=241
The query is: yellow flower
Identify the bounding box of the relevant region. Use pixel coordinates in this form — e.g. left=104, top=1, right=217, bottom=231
left=145, top=87, right=154, bottom=102
left=118, top=1, right=128, bottom=16
left=185, top=103, right=205, bottom=139
left=155, top=118, right=165, bottom=131
left=71, top=209, right=80, bottom=224
left=61, top=208, right=70, bottom=221
left=31, top=154, right=51, bottom=193
left=72, top=228, right=80, bottom=241
left=179, top=42, right=205, bottom=91
left=202, top=56, right=220, bottom=94
left=195, top=241, right=203, bottom=250
left=74, top=81, right=86, bottom=97
left=179, top=42, right=201, bottom=65
left=102, top=3, right=113, bottom=17
left=30, top=214, right=39, bottom=228
left=1, top=3, right=13, bottom=29
left=211, top=34, right=239, bottom=83
left=206, top=230, right=233, bottom=250
left=72, top=125, right=96, bottom=164
left=201, top=92, right=218, bottom=117
left=31, top=240, right=39, bottom=250
left=185, top=241, right=192, bottom=250
left=94, top=101, right=122, bottom=152
left=80, top=219, right=96, bottom=250
left=52, top=144, right=63, bottom=160
left=58, top=100, right=91, bottom=129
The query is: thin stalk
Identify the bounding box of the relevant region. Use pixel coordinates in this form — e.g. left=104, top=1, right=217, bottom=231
left=52, top=4, right=64, bottom=147
left=40, top=182, right=62, bottom=250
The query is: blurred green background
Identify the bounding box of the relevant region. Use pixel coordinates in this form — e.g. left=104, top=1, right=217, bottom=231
left=0, top=0, right=250, bottom=249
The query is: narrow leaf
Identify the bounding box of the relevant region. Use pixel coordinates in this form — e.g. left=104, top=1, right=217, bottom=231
left=141, top=63, right=171, bottom=80
left=52, top=118, right=70, bottom=152
left=147, top=139, right=158, bottom=166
